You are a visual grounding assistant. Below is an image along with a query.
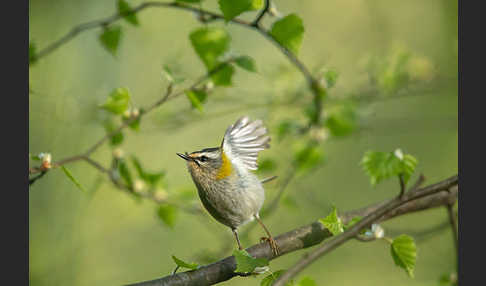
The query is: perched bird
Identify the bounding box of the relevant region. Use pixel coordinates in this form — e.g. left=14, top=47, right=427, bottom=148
left=177, top=116, right=279, bottom=255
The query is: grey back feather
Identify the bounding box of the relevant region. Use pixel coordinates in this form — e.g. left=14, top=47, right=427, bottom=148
left=221, top=116, right=270, bottom=170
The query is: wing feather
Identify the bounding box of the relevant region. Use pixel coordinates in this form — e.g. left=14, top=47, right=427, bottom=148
left=221, top=116, right=270, bottom=170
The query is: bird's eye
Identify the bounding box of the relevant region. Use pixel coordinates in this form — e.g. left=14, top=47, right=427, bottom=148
left=199, top=156, right=208, bottom=162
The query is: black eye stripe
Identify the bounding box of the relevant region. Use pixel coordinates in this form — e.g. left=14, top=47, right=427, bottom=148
left=199, top=155, right=209, bottom=162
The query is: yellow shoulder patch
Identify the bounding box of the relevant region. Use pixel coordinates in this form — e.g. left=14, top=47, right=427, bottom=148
left=216, top=151, right=232, bottom=180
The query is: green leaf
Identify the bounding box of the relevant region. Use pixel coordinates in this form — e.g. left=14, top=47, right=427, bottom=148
left=128, top=116, right=141, bottom=131
left=30, top=153, right=42, bottom=161
left=118, top=159, right=133, bottom=187
left=100, top=87, right=131, bottom=115
left=360, top=150, right=418, bottom=186
left=439, top=273, right=457, bottom=286
left=190, top=27, right=230, bottom=69
left=211, top=63, right=235, bottom=86
left=325, top=103, right=357, bottom=137
left=233, top=249, right=269, bottom=273
left=390, top=234, right=417, bottom=278
left=171, top=255, right=199, bottom=270
left=29, top=42, right=38, bottom=65
left=60, top=166, right=85, bottom=192
left=118, top=0, right=139, bottom=26
left=270, top=14, right=304, bottom=54
left=235, top=55, right=257, bottom=72
left=218, top=0, right=258, bottom=22
left=158, top=204, right=178, bottom=228
left=319, top=206, right=344, bottom=235
left=294, top=143, right=324, bottom=172
left=104, top=120, right=124, bottom=146
left=296, top=277, right=317, bottom=286
left=99, top=25, right=122, bottom=56
left=261, top=270, right=287, bottom=286
left=176, top=0, right=202, bottom=3
left=324, top=69, right=339, bottom=89
left=185, top=90, right=207, bottom=112
left=131, top=156, right=165, bottom=186
left=162, top=65, right=185, bottom=84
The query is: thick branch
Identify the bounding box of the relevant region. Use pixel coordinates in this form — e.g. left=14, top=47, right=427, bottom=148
left=125, top=175, right=458, bottom=286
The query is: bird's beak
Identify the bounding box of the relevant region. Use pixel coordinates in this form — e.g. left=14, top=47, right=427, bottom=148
left=176, top=152, right=191, bottom=161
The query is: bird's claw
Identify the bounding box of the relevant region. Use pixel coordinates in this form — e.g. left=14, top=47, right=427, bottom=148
left=260, top=236, right=280, bottom=256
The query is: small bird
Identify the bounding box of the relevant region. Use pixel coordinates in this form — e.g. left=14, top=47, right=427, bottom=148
left=177, top=116, right=279, bottom=255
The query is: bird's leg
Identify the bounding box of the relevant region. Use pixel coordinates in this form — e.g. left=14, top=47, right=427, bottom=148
left=255, top=215, right=280, bottom=256
left=232, top=228, right=244, bottom=250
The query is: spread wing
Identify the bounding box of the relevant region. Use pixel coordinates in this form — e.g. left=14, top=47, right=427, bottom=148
left=221, top=116, right=270, bottom=171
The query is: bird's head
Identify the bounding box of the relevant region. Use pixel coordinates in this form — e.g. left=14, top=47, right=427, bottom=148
left=177, top=147, right=232, bottom=180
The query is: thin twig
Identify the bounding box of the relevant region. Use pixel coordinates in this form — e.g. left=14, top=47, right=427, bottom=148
left=252, top=0, right=271, bottom=27
left=399, top=174, right=406, bottom=198
left=29, top=171, right=47, bottom=186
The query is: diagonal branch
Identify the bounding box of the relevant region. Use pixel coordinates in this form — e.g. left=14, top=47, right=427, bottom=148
left=273, top=175, right=458, bottom=286
left=125, top=175, right=458, bottom=286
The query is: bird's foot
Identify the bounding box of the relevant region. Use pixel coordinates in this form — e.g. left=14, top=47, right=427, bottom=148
left=260, top=236, right=280, bottom=256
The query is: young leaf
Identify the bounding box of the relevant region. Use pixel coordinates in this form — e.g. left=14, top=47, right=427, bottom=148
left=131, top=156, right=165, bottom=186
left=190, top=27, right=230, bottom=69
left=158, top=204, right=178, bottom=228
left=128, top=116, right=141, bottom=131
left=439, top=273, right=457, bottom=286
left=261, top=270, right=287, bottom=286
left=233, top=249, right=269, bottom=273
left=235, top=55, right=257, bottom=72
left=104, top=120, right=124, bottom=146
left=324, top=69, right=339, bottom=89
left=118, top=159, right=133, bottom=187
left=171, top=255, right=198, bottom=270
left=390, top=234, right=417, bottom=278
left=360, top=150, right=418, bottom=186
left=100, top=87, right=131, bottom=115
left=29, top=42, right=38, bottom=65
left=162, top=65, right=185, bottom=84
left=319, top=206, right=344, bottom=235
left=325, top=103, right=357, bottom=137
left=118, top=0, right=139, bottom=26
left=294, top=144, right=324, bottom=172
left=30, top=153, right=42, bottom=161
left=270, top=14, right=304, bottom=54
left=185, top=90, right=207, bottom=112
left=99, top=25, right=122, bottom=56
left=211, top=63, right=235, bottom=86
left=218, top=0, right=258, bottom=22
left=61, top=166, right=85, bottom=192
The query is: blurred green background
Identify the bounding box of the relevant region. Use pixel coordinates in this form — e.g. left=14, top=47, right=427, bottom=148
left=29, top=0, right=457, bottom=285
